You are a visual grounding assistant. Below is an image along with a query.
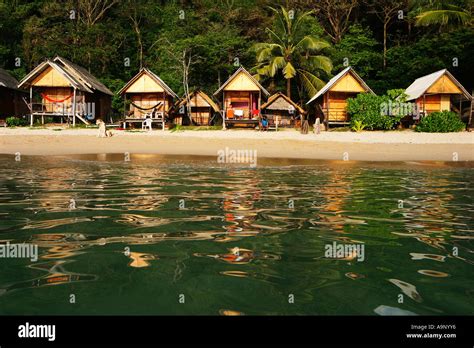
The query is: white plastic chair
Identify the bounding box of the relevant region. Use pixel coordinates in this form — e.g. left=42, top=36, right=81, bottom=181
left=142, top=118, right=153, bottom=131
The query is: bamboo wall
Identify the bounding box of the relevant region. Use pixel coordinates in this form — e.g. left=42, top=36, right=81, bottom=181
left=414, top=74, right=464, bottom=114
left=416, top=94, right=452, bottom=114
left=322, top=91, right=358, bottom=122
left=264, top=111, right=295, bottom=127
left=125, top=74, right=165, bottom=93
left=223, top=71, right=260, bottom=91
left=86, top=92, right=111, bottom=119
left=37, top=87, right=75, bottom=113
left=330, top=74, right=366, bottom=93
left=190, top=107, right=211, bottom=125
left=224, top=91, right=259, bottom=119
left=129, top=93, right=171, bottom=118
left=32, top=67, right=70, bottom=87
left=427, top=75, right=463, bottom=95
left=28, top=65, right=111, bottom=119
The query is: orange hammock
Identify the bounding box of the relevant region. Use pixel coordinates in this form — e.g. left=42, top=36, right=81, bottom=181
left=41, top=93, right=73, bottom=103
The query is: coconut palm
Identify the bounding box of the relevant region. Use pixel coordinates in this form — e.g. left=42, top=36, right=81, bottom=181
left=252, top=6, right=332, bottom=100
left=414, top=0, right=472, bottom=27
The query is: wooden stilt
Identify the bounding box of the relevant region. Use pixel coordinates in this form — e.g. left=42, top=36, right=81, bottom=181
left=72, top=88, right=77, bottom=127
left=326, top=93, right=330, bottom=130
left=423, top=94, right=426, bottom=117
left=468, top=91, right=473, bottom=130
left=30, top=87, right=33, bottom=126
left=222, top=92, right=226, bottom=130
left=162, top=92, right=166, bottom=131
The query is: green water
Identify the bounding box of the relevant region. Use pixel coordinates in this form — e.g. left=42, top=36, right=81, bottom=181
left=0, top=154, right=472, bottom=315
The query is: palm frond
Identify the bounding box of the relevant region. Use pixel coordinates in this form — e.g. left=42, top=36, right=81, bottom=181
left=298, top=69, right=326, bottom=98
left=306, top=55, right=333, bottom=74
left=295, top=36, right=330, bottom=52
left=283, top=62, right=296, bottom=79
left=265, top=28, right=286, bottom=47
left=292, top=10, right=315, bottom=35
left=254, top=44, right=283, bottom=63
left=268, top=56, right=287, bottom=77
left=268, top=6, right=288, bottom=40
left=415, top=9, right=470, bottom=26
left=257, top=65, right=271, bottom=76
left=280, top=6, right=292, bottom=36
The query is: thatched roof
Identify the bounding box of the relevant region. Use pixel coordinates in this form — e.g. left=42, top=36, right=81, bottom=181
left=261, top=92, right=305, bottom=114
left=214, top=66, right=270, bottom=96
left=18, top=56, right=113, bottom=95
left=176, top=90, right=220, bottom=111
left=307, top=66, right=374, bottom=104
left=0, top=68, right=20, bottom=90
left=54, top=56, right=113, bottom=95
left=118, top=67, right=178, bottom=98
left=404, top=69, right=471, bottom=101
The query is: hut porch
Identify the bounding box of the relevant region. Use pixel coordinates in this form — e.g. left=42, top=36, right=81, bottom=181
left=223, top=91, right=261, bottom=127
left=176, top=90, right=220, bottom=126
left=119, top=68, right=178, bottom=129
left=261, top=92, right=306, bottom=128
left=307, top=67, right=374, bottom=128
left=405, top=69, right=472, bottom=121
left=320, top=91, right=359, bottom=125
left=18, top=56, right=113, bottom=126
left=122, top=93, right=170, bottom=129
left=214, top=66, right=270, bottom=129
left=27, top=87, right=96, bottom=125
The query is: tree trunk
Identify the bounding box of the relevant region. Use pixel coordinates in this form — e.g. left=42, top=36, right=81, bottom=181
left=383, top=21, right=388, bottom=69
left=286, top=78, right=291, bottom=99
left=468, top=90, right=473, bottom=130
left=183, top=50, right=192, bottom=125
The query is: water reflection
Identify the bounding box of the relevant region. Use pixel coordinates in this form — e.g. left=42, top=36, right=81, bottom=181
left=127, top=252, right=158, bottom=268
left=0, top=155, right=472, bottom=315
left=417, top=270, right=449, bottom=277
left=219, top=309, right=244, bottom=316
left=0, top=260, right=97, bottom=297
left=388, top=279, right=423, bottom=303
left=195, top=247, right=279, bottom=265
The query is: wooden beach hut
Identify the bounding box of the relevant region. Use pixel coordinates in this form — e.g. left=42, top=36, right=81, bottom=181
left=176, top=90, right=220, bottom=126
left=404, top=69, right=472, bottom=117
left=118, top=67, right=178, bottom=129
left=214, top=66, right=270, bottom=128
left=261, top=92, right=306, bottom=129
left=306, top=66, right=374, bottom=127
left=18, top=56, right=113, bottom=126
left=0, top=68, right=28, bottom=121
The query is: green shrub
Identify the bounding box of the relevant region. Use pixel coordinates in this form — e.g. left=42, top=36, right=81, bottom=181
left=6, top=117, right=27, bottom=127
left=415, top=111, right=465, bottom=133
left=347, top=92, right=402, bottom=130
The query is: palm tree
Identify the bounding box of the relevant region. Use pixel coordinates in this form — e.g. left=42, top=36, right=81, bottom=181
left=414, top=0, right=472, bottom=28
left=252, top=6, right=332, bottom=100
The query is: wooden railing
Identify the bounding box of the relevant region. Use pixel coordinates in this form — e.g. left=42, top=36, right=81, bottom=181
left=30, top=102, right=73, bottom=115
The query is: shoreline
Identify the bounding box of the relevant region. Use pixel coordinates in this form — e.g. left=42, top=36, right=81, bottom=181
left=0, top=128, right=473, bottom=162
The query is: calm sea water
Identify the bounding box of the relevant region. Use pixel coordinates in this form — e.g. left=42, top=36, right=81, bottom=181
left=0, top=154, right=472, bottom=315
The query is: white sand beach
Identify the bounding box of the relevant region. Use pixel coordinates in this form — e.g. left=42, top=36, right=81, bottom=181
left=0, top=127, right=473, bottom=161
